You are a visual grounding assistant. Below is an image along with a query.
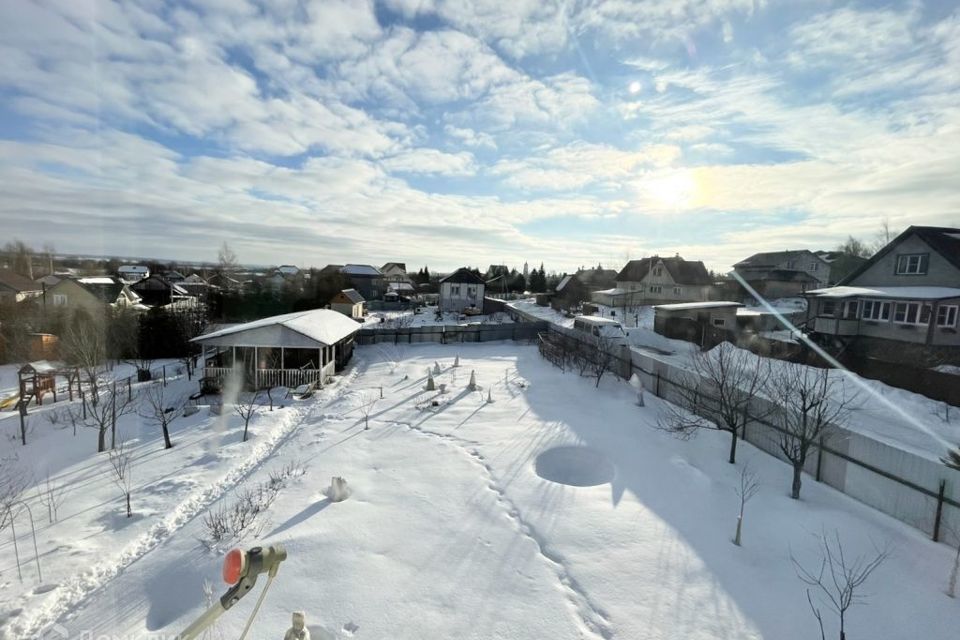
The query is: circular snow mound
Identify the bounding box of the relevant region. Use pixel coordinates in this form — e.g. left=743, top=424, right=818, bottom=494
left=535, top=446, right=615, bottom=487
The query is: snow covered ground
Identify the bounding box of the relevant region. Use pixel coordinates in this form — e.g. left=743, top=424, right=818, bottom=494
left=363, top=308, right=514, bottom=328
left=2, top=344, right=958, bottom=640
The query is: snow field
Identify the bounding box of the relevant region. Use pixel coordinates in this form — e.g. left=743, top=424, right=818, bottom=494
left=3, top=344, right=959, bottom=639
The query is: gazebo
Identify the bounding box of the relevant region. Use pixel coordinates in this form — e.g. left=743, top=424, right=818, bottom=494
left=192, top=309, right=361, bottom=390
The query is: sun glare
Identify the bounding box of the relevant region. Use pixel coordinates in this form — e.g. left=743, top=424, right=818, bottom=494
left=643, top=169, right=698, bottom=209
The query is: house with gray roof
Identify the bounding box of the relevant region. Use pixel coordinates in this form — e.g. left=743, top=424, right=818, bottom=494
left=803, top=226, right=960, bottom=366
left=603, top=256, right=714, bottom=306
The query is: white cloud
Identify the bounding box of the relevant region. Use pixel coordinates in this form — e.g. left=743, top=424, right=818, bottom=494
left=381, top=148, right=477, bottom=175
left=443, top=124, right=498, bottom=149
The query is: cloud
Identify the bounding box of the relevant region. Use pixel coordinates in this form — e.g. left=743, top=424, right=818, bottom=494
left=381, top=148, right=477, bottom=175
left=443, top=124, right=498, bottom=150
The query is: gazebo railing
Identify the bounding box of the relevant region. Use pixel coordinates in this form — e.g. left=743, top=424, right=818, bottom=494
left=202, top=366, right=327, bottom=390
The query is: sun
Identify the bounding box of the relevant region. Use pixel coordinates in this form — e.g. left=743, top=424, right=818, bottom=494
left=643, top=170, right=697, bottom=209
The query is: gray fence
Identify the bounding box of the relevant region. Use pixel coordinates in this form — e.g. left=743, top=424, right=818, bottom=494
left=356, top=321, right=548, bottom=346
left=533, top=319, right=960, bottom=548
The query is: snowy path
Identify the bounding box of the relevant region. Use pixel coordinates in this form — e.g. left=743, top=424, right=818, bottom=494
left=397, top=422, right=614, bottom=639
left=2, top=370, right=359, bottom=640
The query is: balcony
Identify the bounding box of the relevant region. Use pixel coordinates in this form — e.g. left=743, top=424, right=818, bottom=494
left=812, top=317, right=860, bottom=336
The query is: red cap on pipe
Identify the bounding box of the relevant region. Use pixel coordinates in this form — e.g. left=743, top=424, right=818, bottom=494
left=223, top=548, right=247, bottom=585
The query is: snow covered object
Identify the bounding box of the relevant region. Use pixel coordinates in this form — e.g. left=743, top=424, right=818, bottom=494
left=468, top=370, right=477, bottom=391
left=284, top=611, right=311, bottom=640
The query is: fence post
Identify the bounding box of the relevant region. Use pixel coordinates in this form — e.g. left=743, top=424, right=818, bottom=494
left=162, top=365, right=167, bottom=387
left=815, top=436, right=825, bottom=482
left=127, top=378, right=132, bottom=402
left=656, top=372, right=661, bottom=397
left=81, top=390, right=87, bottom=419
left=933, top=479, right=946, bottom=543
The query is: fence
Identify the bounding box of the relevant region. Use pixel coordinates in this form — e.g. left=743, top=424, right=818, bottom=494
left=532, top=322, right=960, bottom=548
left=355, top=321, right=548, bottom=346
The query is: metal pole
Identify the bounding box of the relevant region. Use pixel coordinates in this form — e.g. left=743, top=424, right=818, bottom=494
left=9, top=511, right=22, bottom=581
left=13, top=500, right=42, bottom=582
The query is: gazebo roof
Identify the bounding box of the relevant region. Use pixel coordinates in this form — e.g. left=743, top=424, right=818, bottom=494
left=192, top=309, right=361, bottom=349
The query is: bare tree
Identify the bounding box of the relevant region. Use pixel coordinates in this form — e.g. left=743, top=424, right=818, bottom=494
left=36, top=470, right=66, bottom=524
left=943, top=445, right=960, bottom=471
left=109, top=437, right=134, bottom=518
left=590, top=336, right=619, bottom=388
left=836, top=236, right=871, bottom=259
left=733, top=464, right=759, bottom=546
left=0, top=457, right=30, bottom=534
left=355, top=391, right=378, bottom=430
left=767, top=364, right=855, bottom=499
left=235, top=391, right=260, bottom=442
left=659, top=344, right=769, bottom=464
left=217, top=242, right=239, bottom=273
left=61, top=309, right=108, bottom=404
left=139, top=383, right=184, bottom=449
left=792, top=531, right=890, bottom=640
left=70, top=384, right=135, bottom=452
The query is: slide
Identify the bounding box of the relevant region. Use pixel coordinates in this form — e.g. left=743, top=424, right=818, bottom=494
left=0, top=393, right=19, bottom=410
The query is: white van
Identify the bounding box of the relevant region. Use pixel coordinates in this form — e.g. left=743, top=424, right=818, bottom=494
left=572, top=316, right=630, bottom=344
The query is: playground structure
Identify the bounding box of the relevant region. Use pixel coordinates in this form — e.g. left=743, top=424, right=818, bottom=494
left=0, top=361, right=82, bottom=412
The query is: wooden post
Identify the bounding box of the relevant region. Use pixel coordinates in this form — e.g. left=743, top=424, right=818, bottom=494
left=933, top=479, right=946, bottom=543
left=815, top=436, right=825, bottom=482
left=162, top=365, right=167, bottom=387
left=111, top=381, right=117, bottom=449
left=127, top=378, right=132, bottom=402
left=52, top=381, right=57, bottom=404
left=68, top=374, right=73, bottom=401
left=656, top=372, right=661, bottom=397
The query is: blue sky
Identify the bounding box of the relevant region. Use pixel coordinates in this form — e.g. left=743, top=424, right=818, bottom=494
left=0, top=0, right=958, bottom=272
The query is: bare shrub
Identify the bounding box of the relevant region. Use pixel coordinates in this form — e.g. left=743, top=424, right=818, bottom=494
left=234, top=391, right=260, bottom=442
left=108, top=437, right=134, bottom=517
left=792, top=531, right=890, bottom=640
left=733, top=464, right=759, bottom=546
left=37, top=471, right=66, bottom=524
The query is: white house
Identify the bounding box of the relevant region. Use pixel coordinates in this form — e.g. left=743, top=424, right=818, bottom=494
left=439, top=268, right=486, bottom=313
left=330, top=288, right=366, bottom=319
left=117, top=265, right=149, bottom=283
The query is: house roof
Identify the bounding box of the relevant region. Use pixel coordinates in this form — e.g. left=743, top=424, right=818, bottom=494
left=805, top=285, right=960, bottom=300
left=655, top=301, right=744, bottom=311
left=839, top=226, right=960, bottom=285
left=381, top=262, right=407, bottom=272
left=0, top=269, right=42, bottom=293
left=616, top=257, right=712, bottom=286
left=556, top=274, right=585, bottom=292
left=742, top=269, right=819, bottom=283
left=575, top=267, right=617, bottom=287
left=734, top=250, right=823, bottom=268
left=343, top=264, right=382, bottom=276
left=340, top=288, right=365, bottom=304
left=73, top=277, right=135, bottom=304
left=192, top=308, right=361, bottom=348
left=441, top=267, right=486, bottom=284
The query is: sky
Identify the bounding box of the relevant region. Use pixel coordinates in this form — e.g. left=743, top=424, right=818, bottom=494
left=0, top=0, right=958, bottom=274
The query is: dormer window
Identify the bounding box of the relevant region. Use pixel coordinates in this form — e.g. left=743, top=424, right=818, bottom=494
left=895, top=254, right=928, bottom=275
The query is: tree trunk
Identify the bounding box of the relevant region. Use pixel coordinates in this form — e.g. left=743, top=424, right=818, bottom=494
left=791, top=464, right=803, bottom=500
left=98, top=426, right=107, bottom=453
left=243, top=420, right=250, bottom=442
left=162, top=424, right=173, bottom=449
left=734, top=514, right=743, bottom=546
left=728, top=427, right=739, bottom=464
left=125, top=492, right=132, bottom=518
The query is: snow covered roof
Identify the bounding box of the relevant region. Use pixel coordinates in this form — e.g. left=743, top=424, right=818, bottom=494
left=192, top=308, right=361, bottom=348
left=805, top=286, right=960, bottom=300
left=77, top=277, right=117, bottom=285
left=20, top=360, right=58, bottom=374
left=654, top=301, right=743, bottom=311
left=388, top=282, right=415, bottom=292
left=340, top=288, right=365, bottom=304
left=343, top=264, right=382, bottom=276
left=593, top=287, right=629, bottom=296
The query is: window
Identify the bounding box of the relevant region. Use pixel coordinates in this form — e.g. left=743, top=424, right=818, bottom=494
left=652, top=267, right=663, bottom=277
left=712, top=318, right=726, bottom=327
left=820, top=300, right=836, bottom=316
left=810, top=263, right=818, bottom=271
left=842, top=300, right=859, bottom=319
left=451, top=285, right=460, bottom=295
left=861, top=299, right=890, bottom=321
left=648, top=285, right=662, bottom=294
left=937, top=305, right=958, bottom=328
left=467, top=286, right=476, bottom=297
left=893, top=302, right=932, bottom=325
left=673, top=286, right=682, bottom=295
left=895, top=254, right=928, bottom=275
left=53, top=294, right=67, bottom=305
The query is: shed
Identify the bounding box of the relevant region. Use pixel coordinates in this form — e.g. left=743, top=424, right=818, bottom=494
left=653, top=301, right=743, bottom=343
left=330, top=288, right=367, bottom=319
